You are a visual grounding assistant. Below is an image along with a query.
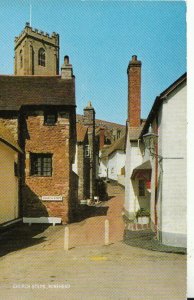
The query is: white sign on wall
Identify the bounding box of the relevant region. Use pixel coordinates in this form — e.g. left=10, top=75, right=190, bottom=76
left=41, top=196, right=63, bottom=201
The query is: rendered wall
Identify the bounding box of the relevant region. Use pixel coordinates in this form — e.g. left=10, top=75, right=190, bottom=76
left=0, top=143, right=19, bottom=224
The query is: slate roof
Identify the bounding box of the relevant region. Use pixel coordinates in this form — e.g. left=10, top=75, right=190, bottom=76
left=0, top=75, right=75, bottom=110
left=0, top=123, right=22, bottom=152
left=76, top=123, right=88, bottom=143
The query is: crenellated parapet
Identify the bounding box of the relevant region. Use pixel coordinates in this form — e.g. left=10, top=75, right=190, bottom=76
left=14, top=22, right=59, bottom=49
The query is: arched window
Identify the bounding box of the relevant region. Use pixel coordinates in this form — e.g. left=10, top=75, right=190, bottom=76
left=19, top=50, right=23, bottom=68
left=38, top=48, right=45, bottom=66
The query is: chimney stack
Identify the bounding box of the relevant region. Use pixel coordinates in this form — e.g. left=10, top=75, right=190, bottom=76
left=127, top=55, right=141, bottom=127
left=61, top=55, right=73, bottom=79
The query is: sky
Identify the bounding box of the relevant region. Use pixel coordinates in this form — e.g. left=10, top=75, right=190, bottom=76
left=0, top=0, right=186, bottom=124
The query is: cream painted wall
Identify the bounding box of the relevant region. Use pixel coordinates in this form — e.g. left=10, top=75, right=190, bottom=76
left=0, top=142, right=19, bottom=224
left=124, top=137, right=144, bottom=218
left=98, top=154, right=108, bottom=178
left=108, top=150, right=125, bottom=181
left=72, top=144, right=78, bottom=174
left=159, top=83, right=187, bottom=246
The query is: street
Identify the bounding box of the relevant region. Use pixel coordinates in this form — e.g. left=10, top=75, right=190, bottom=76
left=0, top=184, right=186, bottom=300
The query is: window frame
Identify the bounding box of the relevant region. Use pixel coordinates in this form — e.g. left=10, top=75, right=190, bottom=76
left=30, top=153, right=53, bottom=177
left=19, top=49, right=23, bottom=69
left=44, top=111, right=57, bottom=126
left=85, top=145, right=90, bottom=158
left=38, top=48, right=46, bottom=67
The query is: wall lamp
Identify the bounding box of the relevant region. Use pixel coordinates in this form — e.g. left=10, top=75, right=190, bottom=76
left=142, top=126, right=162, bottom=161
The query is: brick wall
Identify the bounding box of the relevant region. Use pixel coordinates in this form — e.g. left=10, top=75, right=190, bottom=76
left=21, top=109, right=75, bottom=224
left=127, top=55, right=141, bottom=128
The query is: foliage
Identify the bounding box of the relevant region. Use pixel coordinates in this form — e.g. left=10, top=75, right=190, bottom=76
left=136, top=208, right=150, bottom=218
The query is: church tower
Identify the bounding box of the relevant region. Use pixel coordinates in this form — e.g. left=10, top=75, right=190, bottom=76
left=14, top=22, right=59, bottom=75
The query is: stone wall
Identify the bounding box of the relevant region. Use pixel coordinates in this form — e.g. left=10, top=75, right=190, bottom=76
left=14, top=25, right=59, bottom=76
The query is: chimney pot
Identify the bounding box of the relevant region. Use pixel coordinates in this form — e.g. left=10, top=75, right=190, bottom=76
left=132, top=55, right=137, bottom=61
left=64, top=55, right=69, bottom=65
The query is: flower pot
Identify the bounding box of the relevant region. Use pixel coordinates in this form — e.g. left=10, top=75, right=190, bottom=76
left=137, top=216, right=149, bottom=225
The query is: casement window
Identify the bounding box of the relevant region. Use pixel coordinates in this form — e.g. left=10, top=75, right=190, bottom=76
left=30, top=153, right=52, bottom=177
left=44, top=112, right=57, bottom=125
left=138, top=179, right=145, bottom=197
left=38, top=48, right=45, bottom=66
left=85, top=145, right=90, bottom=158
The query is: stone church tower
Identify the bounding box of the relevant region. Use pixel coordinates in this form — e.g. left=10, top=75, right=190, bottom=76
left=14, top=22, right=59, bottom=75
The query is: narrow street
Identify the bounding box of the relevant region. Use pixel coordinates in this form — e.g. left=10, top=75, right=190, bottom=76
left=0, top=183, right=186, bottom=300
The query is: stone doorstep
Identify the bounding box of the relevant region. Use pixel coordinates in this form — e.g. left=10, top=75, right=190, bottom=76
left=126, top=222, right=150, bottom=231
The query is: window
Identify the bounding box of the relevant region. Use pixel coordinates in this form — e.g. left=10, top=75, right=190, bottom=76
left=85, top=145, right=90, bottom=158
left=31, top=153, right=52, bottom=176
left=14, top=162, right=19, bottom=177
left=44, top=112, right=57, bottom=125
left=138, top=180, right=145, bottom=196
left=38, top=48, right=45, bottom=66
left=20, top=50, right=23, bottom=68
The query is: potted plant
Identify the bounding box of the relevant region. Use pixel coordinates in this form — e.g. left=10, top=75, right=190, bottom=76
left=136, top=208, right=150, bottom=224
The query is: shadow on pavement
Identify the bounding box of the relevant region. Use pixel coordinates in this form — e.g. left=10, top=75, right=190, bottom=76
left=0, top=223, right=50, bottom=257
left=73, top=205, right=109, bottom=222
left=123, top=229, right=186, bottom=254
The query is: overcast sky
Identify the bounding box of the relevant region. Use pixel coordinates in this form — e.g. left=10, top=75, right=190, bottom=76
left=0, top=0, right=186, bottom=124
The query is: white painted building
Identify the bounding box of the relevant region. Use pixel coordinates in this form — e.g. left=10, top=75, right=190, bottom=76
left=124, top=55, right=187, bottom=247
left=140, top=73, right=187, bottom=247
left=99, top=135, right=125, bottom=184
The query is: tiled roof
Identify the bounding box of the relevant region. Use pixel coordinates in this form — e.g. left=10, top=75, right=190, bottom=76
left=0, top=75, right=75, bottom=110
left=77, top=114, right=125, bottom=132
left=107, top=135, right=125, bottom=157
left=0, top=123, right=21, bottom=152
left=101, top=135, right=125, bottom=158
left=76, top=123, right=88, bottom=142
left=128, top=119, right=146, bottom=141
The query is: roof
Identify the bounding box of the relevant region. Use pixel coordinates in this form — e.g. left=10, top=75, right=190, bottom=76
left=0, top=124, right=22, bottom=152
left=77, top=114, right=125, bottom=132
left=127, top=119, right=146, bottom=141
left=131, top=160, right=151, bottom=179
left=140, top=73, right=186, bottom=138
left=0, top=75, right=75, bottom=110
left=101, top=135, right=125, bottom=158
left=76, top=123, right=88, bottom=143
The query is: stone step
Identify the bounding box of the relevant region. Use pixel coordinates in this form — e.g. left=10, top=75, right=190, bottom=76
left=126, top=223, right=150, bottom=231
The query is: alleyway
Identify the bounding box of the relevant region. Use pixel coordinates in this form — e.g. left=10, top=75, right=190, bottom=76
left=0, top=182, right=186, bottom=299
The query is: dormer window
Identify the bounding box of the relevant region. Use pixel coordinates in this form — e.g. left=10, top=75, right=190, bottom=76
left=44, top=111, right=57, bottom=125
left=38, top=48, right=45, bottom=66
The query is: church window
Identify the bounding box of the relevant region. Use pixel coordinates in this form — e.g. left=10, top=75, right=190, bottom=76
left=38, top=48, right=45, bottom=66
left=20, top=50, right=23, bottom=68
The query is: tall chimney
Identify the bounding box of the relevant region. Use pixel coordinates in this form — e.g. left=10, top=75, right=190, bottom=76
left=127, top=55, right=141, bottom=127
left=61, top=55, right=73, bottom=79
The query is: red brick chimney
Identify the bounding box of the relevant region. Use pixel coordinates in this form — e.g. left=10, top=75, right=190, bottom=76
left=127, top=55, right=141, bottom=127
left=99, top=127, right=105, bottom=150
